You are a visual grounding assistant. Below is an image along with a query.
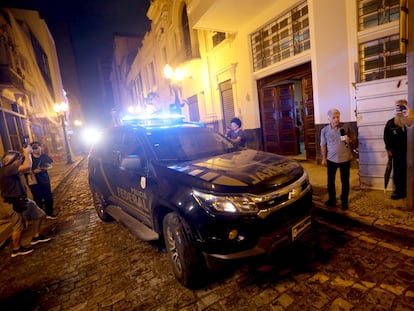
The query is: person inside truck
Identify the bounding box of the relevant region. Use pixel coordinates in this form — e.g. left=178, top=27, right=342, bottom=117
left=226, top=117, right=247, bottom=147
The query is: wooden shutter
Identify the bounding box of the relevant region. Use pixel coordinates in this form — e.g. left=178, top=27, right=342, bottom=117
left=219, top=79, right=235, bottom=132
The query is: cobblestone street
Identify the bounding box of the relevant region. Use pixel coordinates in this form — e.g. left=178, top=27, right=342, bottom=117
left=1, top=160, right=414, bottom=310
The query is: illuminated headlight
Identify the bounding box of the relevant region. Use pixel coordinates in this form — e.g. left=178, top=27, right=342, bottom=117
left=192, top=190, right=260, bottom=214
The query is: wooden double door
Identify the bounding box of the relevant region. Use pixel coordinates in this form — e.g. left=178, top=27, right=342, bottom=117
left=258, top=62, right=316, bottom=159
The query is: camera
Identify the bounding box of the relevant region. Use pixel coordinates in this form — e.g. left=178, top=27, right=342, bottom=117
left=22, top=136, right=29, bottom=148
left=396, top=104, right=407, bottom=113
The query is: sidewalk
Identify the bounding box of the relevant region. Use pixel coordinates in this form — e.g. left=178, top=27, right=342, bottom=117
left=48, top=156, right=85, bottom=193
left=300, top=160, right=414, bottom=241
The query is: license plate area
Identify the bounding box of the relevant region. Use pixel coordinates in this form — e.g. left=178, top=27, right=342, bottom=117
left=291, top=216, right=311, bottom=241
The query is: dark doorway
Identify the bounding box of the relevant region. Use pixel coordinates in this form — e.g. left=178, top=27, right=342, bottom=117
left=257, top=62, right=315, bottom=159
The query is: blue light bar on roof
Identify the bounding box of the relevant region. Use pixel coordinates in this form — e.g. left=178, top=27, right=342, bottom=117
left=120, top=113, right=185, bottom=126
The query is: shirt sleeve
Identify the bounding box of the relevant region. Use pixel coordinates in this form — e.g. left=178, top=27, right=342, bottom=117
left=320, top=127, right=327, bottom=146
left=42, top=154, right=53, bottom=164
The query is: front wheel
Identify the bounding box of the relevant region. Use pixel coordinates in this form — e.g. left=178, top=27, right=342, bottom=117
left=163, top=212, right=206, bottom=288
left=90, top=185, right=113, bottom=222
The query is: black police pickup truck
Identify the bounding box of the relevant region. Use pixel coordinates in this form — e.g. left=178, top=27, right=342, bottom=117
left=88, top=116, right=313, bottom=288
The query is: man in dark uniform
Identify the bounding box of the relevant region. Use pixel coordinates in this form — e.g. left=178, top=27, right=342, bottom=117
left=384, top=100, right=408, bottom=200
left=26, top=141, right=56, bottom=219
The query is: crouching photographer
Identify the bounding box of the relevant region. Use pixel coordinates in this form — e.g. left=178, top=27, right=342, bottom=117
left=0, top=144, right=51, bottom=258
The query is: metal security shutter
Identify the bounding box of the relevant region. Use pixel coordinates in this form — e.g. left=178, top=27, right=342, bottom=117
left=355, top=76, right=408, bottom=190
left=187, top=95, right=200, bottom=122
left=219, top=79, right=235, bottom=132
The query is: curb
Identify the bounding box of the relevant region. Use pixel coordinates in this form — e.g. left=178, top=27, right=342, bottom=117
left=313, top=201, right=414, bottom=242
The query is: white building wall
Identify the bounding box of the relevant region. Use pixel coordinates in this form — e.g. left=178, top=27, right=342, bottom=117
left=215, top=0, right=301, bottom=130
left=309, top=0, right=355, bottom=124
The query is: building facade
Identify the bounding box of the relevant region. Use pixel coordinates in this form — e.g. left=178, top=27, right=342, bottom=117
left=114, top=0, right=408, bottom=190
left=111, top=34, right=143, bottom=119
left=0, top=8, right=71, bottom=158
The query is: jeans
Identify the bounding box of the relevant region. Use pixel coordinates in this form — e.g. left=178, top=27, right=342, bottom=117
left=327, top=160, right=351, bottom=205
left=29, top=183, right=54, bottom=216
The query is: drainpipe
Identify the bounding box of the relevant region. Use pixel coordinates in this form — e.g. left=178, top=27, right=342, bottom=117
left=404, top=0, right=414, bottom=209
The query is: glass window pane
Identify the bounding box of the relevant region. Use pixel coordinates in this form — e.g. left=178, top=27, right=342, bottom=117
left=386, top=54, right=406, bottom=66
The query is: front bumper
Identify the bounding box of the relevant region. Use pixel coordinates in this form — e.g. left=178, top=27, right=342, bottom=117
left=202, top=214, right=312, bottom=269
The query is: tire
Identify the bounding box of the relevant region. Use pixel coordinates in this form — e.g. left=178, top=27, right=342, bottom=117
left=163, top=212, right=206, bottom=288
left=90, top=185, right=113, bottom=222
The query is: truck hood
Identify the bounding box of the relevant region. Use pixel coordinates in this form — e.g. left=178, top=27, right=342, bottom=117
left=165, top=149, right=305, bottom=193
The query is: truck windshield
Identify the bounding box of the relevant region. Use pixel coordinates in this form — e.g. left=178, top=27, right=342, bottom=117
left=146, top=127, right=238, bottom=161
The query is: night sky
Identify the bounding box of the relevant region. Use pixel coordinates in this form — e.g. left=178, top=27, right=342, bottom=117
left=2, top=0, right=151, bottom=126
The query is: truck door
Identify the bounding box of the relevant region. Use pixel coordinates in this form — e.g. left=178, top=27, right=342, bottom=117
left=107, top=129, right=152, bottom=226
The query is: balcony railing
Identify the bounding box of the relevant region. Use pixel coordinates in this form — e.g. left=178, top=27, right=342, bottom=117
left=0, top=64, right=25, bottom=90
left=251, top=1, right=309, bottom=72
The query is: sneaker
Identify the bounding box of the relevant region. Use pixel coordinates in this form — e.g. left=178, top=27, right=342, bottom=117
left=31, top=234, right=52, bottom=245
left=11, top=246, right=34, bottom=257
left=46, top=214, right=57, bottom=220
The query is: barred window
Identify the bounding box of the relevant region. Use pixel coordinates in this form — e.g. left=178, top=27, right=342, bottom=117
left=212, top=32, right=226, bottom=47
left=357, top=0, right=406, bottom=82
left=357, top=0, right=399, bottom=31
left=251, top=1, right=309, bottom=72
left=359, top=34, right=406, bottom=82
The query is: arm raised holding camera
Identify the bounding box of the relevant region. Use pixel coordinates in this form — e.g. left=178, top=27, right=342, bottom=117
left=396, top=99, right=413, bottom=127
left=19, top=145, right=33, bottom=173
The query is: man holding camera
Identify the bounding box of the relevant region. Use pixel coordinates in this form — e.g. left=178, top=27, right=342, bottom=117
left=0, top=145, right=51, bottom=257
left=383, top=99, right=409, bottom=200
left=26, top=141, right=56, bottom=219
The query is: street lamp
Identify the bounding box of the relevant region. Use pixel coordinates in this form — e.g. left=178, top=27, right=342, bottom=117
left=53, top=102, right=73, bottom=164
left=163, top=64, right=184, bottom=114
left=73, top=119, right=83, bottom=127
